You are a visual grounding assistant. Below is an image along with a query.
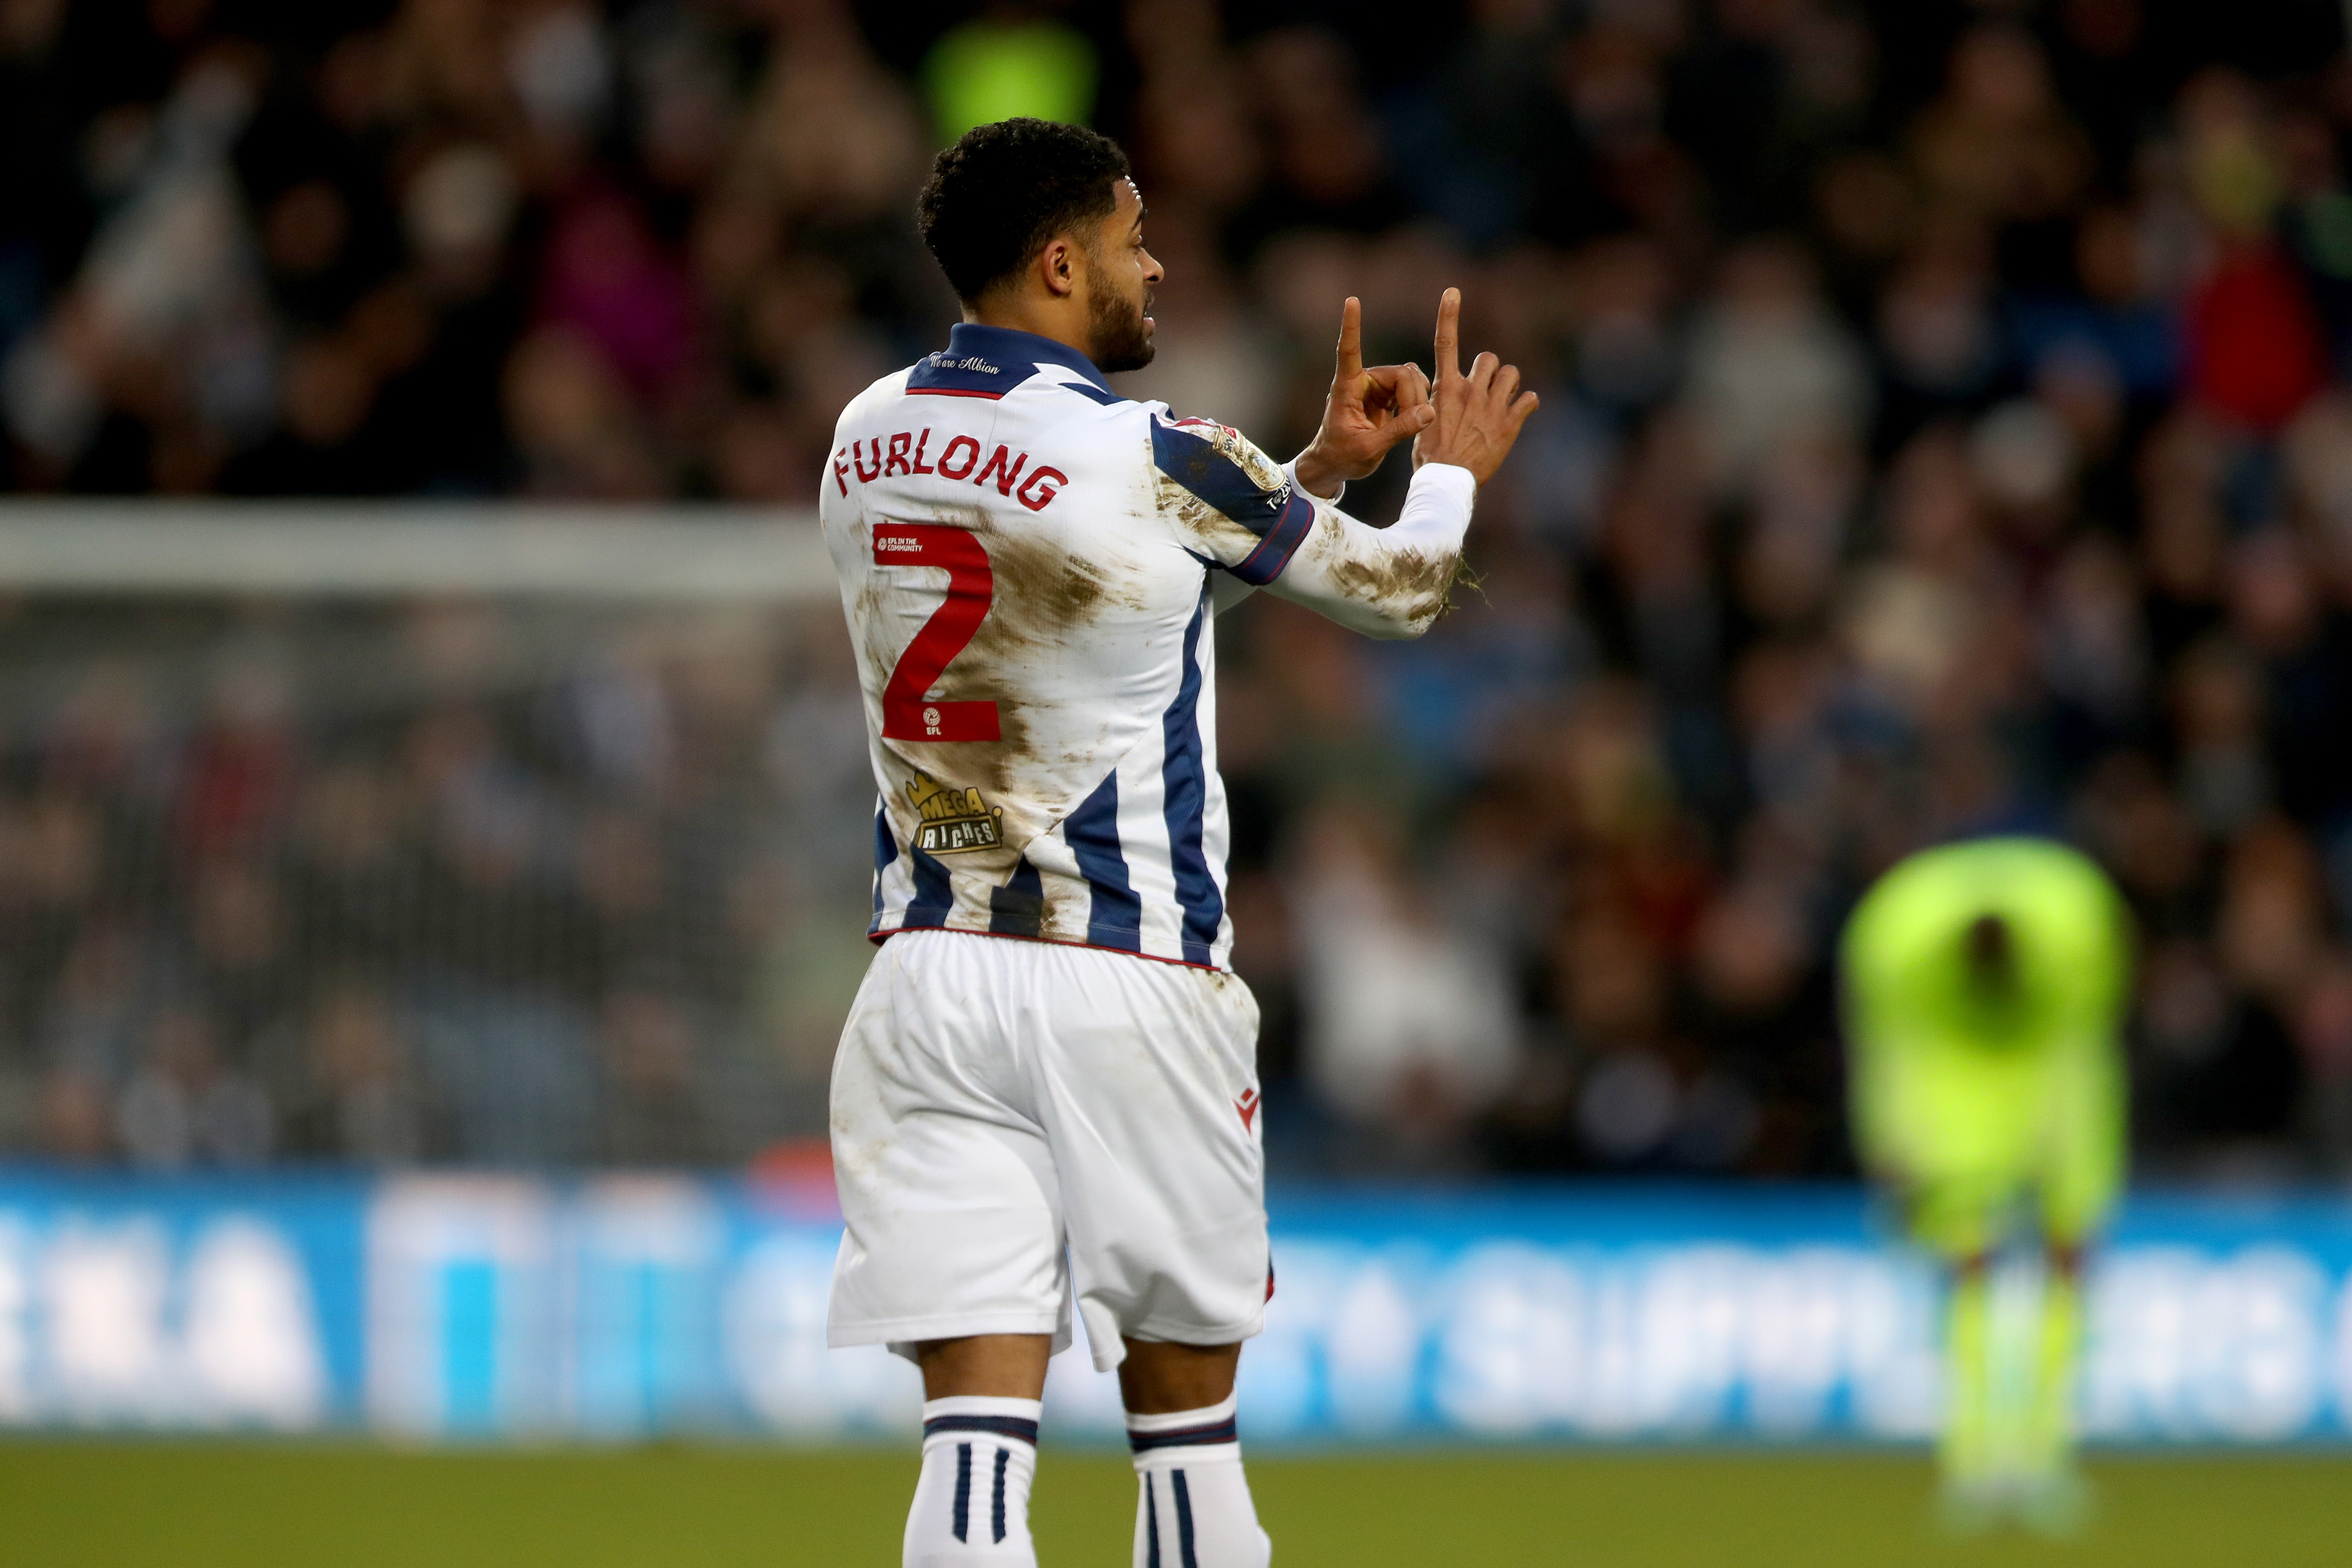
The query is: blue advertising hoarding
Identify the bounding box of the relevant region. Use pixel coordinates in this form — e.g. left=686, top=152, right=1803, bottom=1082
left=0, top=1170, right=2347, bottom=1445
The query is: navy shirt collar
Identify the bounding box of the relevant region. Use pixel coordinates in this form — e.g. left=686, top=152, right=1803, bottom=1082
left=944, top=322, right=1116, bottom=394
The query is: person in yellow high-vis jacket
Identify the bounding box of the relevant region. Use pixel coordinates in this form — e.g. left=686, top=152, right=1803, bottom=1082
left=1841, top=836, right=2131, bottom=1530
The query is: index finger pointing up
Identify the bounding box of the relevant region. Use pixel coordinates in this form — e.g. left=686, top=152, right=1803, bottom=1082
left=1434, top=287, right=1461, bottom=385
left=1335, top=296, right=1364, bottom=385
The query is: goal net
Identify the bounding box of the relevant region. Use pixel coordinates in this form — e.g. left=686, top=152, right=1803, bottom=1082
left=0, top=501, right=866, bottom=1170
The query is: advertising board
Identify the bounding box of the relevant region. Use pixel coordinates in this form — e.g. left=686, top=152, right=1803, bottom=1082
left=1, top=1172, right=2345, bottom=1445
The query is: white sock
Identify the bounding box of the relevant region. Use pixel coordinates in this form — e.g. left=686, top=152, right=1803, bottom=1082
left=1128, top=1396, right=1271, bottom=1568
left=906, top=1396, right=1041, bottom=1568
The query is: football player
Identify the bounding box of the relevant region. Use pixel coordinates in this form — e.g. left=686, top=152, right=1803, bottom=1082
left=820, top=118, right=1535, bottom=1568
left=1842, top=836, right=2132, bottom=1530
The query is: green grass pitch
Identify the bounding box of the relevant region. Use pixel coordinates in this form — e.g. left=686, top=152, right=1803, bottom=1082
left=1, top=1442, right=2345, bottom=1566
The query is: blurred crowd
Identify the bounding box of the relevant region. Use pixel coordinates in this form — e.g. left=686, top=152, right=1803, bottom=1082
left=6, top=0, right=2352, bottom=1182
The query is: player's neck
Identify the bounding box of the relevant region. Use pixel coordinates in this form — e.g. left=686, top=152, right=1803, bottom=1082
left=963, top=301, right=1095, bottom=366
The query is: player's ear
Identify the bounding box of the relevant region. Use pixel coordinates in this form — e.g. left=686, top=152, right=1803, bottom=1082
left=1038, top=235, right=1078, bottom=299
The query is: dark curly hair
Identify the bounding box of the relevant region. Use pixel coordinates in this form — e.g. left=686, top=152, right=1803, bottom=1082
left=916, top=118, right=1133, bottom=304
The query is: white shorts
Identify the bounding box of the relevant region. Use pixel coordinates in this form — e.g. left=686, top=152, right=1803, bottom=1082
left=827, top=929, right=1268, bottom=1372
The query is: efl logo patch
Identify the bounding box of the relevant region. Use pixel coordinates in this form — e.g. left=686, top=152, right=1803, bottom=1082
left=905, top=770, right=1003, bottom=854
left=1236, top=1087, right=1260, bottom=1132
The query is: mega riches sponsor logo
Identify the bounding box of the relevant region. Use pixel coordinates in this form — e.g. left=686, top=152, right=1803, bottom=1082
left=904, top=769, right=1003, bottom=854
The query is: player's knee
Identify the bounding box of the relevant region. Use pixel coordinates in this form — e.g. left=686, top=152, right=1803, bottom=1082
left=1117, top=1338, right=1241, bottom=1415
left=916, top=1335, right=1054, bottom=1401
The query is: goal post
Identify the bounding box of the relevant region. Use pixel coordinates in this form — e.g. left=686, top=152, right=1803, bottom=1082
left=0, top=500, right=831, bottom=600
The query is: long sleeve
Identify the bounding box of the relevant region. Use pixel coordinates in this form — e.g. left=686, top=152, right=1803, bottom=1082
left=1259, top=463, right=1475, bottom=639
left=1149, top=405, right=1473, bottom=639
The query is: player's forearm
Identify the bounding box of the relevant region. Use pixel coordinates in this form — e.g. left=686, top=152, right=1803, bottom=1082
left=1264, top=463, right=1475, bottom=639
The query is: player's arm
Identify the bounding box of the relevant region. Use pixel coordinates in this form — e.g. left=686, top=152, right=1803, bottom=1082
left=1174, top=290, right=1537, bottom=638
left=1180, top=449, right=1470, bottom=635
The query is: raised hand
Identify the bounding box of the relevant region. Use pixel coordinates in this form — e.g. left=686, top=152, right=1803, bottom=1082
left=1412, top=288, right=1538, bottom=486
left=1292, top=297, right=1436, bottom=499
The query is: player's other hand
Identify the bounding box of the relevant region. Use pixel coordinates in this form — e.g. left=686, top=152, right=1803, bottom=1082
left=1412, top=287, right=1538, bottom=486
left=1291, top=297, right=1434, bottom=499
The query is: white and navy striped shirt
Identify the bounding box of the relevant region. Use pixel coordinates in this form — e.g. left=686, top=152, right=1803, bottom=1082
left=823, top=322, right=1476, bottom=972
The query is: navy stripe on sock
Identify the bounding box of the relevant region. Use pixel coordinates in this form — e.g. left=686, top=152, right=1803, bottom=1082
left=925, top=1414, right=1040, bottom=1446
left=992, top=1446, right=1009, bottom=1543
left=1145, top=1473, right=1161, bottom=1568
left=1127, top=1415, right=1238, bottom=1452
left=1172, top=1470, right=1199, bottom=1568
left=952, top=1443, right=971, bottom=1543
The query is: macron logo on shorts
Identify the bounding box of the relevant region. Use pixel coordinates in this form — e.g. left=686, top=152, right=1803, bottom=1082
left=1236, top=1087, right=1259, bottom=1132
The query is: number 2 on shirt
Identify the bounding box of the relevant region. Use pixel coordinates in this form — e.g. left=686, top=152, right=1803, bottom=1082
left=873, top=523, right=1001, bottom=742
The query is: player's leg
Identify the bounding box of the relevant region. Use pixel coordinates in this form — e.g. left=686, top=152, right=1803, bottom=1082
left=2018, top=1044, right=2125, bottom=1528
left=904, top=1335, right=1053, bottom=1568
left=1907, top=1173, right=2005, bottom=1519
left=1120, top=1340, right=1268, bottom=1568
left=2021, top=1242, right=2087, bottom=1485
left=1941, top=1246, right=1998, bottom=1496
left=1876, top=1065, right=1999, bottom=1509
left=825, top=933, right=1074, bottom=1568
left=1015, top=945, right=1273, bottom=1568
left=1890, top=1049, right=2034, bottom=1519
left=1994, top=1230, right=2095, bottom=1537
